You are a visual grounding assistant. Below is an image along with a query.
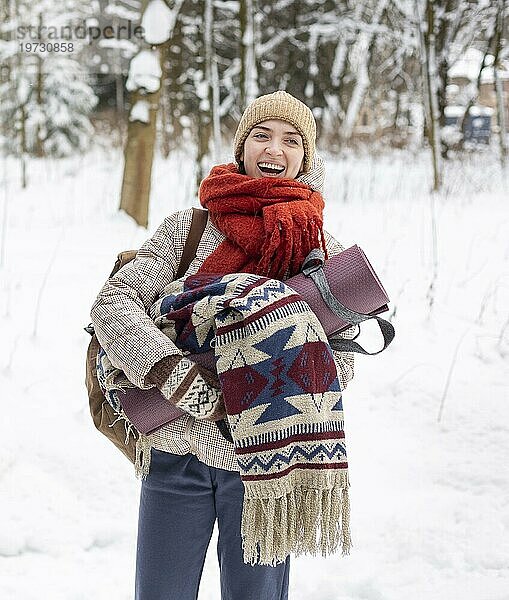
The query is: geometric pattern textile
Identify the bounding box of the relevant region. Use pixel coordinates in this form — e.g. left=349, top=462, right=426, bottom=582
left=149, top=271, right=351, bottom=566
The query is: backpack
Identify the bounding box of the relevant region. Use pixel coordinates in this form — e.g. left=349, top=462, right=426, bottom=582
left=85, top=208, right=208, bottom=463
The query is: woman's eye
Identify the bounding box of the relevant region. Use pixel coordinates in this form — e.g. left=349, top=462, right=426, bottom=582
left=253, top=133, right=268, bottom=139
left=286, top=138, right=299, bottom=145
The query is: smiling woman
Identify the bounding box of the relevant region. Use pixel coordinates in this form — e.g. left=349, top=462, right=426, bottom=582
left=90, top=89, right=356, bottom=600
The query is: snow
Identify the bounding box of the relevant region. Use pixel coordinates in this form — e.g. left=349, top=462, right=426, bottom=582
left=16, top=77, right=31, bottom=105
left=445, top=105, right=494, bottom=118
left=1, top=146, right=508, bottom=599
left=441, top=125, right=462, bottom=146
left=104, top=4, right=141, bottom=21
left=449, top=47, right=509, bottom=84
left=142, top=0, right=174, bottom=45
left=98, top=38, right=138, bottom=54
left=129, top=100, right=151, bottom=123
left=449, top=48, right=484, bottom=81
left=125, top=49, right=161, bottom=93
left=469, top=105, right=494, bottom=117
left=0, top=39, right=18, bottom=60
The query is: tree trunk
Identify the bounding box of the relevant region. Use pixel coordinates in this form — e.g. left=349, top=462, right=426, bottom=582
left=119, top=0, right=154, bottom=228
left=194, top=110, right=212, bottom=194
left=14, top=2, right=28, bottom=189
left=113, top=14, right=125, bottom=147
left=119, top=83, right=161, bottom=228
left=340, top=0, right=388, bottom=141
left=494, top=68, right=507, bottom=166
left=204, top=0, right=220, bottom=162
left=166, top=22, right=184, bottom=155
left=305, top=27, right=318, bottom=105
left=193, top=0, right=214, bottom=192
left=20, top=103, right=27, bottom=189
left=418, top=0, right=442, bottom=191
left=493, top=0, right=507, bottom=166
left=435, top=3, right=451, bottom=159
left=119, top=0, right=184, bottom=227
left=159, top=42, right=172, bottom=160
left=211, top=56, right=221, bottom=160
left=239, top=0, right=258, bottom=109
left=34, top=13, right=44, bottom=158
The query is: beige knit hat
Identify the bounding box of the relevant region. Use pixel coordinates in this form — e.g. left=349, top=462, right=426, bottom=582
left=233, top=91, right=316, bottom=173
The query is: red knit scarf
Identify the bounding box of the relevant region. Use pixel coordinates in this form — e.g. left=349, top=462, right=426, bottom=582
left=198, top=163, right=327, bottom=279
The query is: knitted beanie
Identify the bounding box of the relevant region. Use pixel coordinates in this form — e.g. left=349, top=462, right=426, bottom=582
left=233, top=91, right=316, bottom=173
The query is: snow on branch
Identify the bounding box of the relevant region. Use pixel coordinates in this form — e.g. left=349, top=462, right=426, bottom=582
left=213, top=0, right=238, bottom=10
left=142, top=0, right=174, bottom=45
left=126, top=49, right=162, bottom=93
left=0, top=40, right=18, bottom=61
left=258, top=29, right=297, bottom=56
left=129, top=100, right=151, bottom=123
left=104, top=3, right=140, bottom=21
left=142, top=0, right=185, bottom=45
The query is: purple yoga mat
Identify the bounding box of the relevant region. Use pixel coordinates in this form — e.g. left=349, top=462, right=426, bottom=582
left=120, top=386, right=185, bottom=434
left=285, top=244, right=390, bottom=336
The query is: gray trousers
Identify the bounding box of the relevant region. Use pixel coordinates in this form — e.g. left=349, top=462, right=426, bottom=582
left=135, top=449, right=290, bottom=600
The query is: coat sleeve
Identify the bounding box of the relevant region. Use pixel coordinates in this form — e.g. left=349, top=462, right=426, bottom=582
left=90, top=209, right=193, bottom=389
left=323, top=230, right=356, bottom=390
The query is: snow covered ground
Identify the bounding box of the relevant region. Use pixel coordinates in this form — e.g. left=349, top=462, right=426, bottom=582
left=1, top=146, right=508, bottom=599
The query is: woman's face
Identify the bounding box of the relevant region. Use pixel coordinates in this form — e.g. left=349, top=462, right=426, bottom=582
left=240, top=119, right=305, bottom=180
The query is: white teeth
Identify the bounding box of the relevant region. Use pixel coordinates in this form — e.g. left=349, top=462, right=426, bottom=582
left=258, top=162, right=285, bottom=171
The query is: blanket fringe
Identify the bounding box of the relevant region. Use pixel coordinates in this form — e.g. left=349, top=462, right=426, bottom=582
left=108, top=407, right=138, bottom=445
left=241, top=472, right=351, bottom=566
left=134, top=434, right=153, bottom=480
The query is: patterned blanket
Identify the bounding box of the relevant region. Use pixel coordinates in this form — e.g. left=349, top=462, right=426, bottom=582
left=102, top=271, right=351, bottom=565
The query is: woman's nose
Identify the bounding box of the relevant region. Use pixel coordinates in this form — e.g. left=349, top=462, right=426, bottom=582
left=265, top=139, right=283, bottom=155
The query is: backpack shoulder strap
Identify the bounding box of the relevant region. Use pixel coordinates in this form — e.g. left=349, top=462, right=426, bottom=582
left=108, top=208, right=207, bottom=280
left=110, top=250, right=138, bottom=278
left=176, top=207, right=208, bottom=278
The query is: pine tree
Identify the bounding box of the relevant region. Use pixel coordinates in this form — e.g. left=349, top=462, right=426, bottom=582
left=0, top=0, right=98, bottom=159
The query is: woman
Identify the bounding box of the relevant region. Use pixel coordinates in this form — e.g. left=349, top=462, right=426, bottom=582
left=90, top=90, right=355, bottom=600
